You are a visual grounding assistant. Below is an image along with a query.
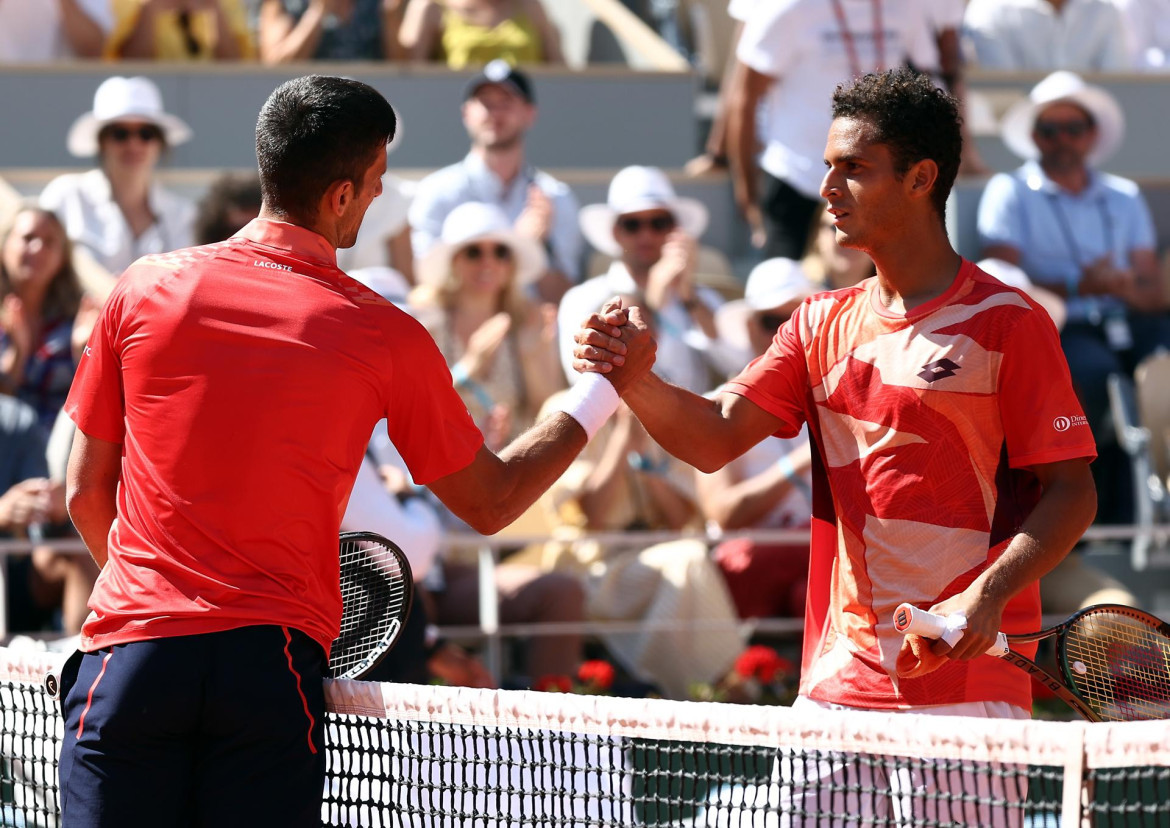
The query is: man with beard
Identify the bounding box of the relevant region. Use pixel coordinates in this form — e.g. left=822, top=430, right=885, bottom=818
left=409, top=59, right=581, bottom=302
left=977, top=71, right=1169, bottom=523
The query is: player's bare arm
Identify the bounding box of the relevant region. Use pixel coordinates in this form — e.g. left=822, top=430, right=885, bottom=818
left=574, top=297, right=783, bottom=473
left=929, top=457, right=1097, bottom=661
left=427, top=300, right=659, bottom=534
left=65, top=429, right=120, bottom=568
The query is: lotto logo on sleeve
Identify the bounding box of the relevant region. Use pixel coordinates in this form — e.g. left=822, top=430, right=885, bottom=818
left=1053, top=415, right=1089, bottom=432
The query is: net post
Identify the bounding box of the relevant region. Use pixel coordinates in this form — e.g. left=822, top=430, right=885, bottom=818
left=476, top=542, right=502, bottom=681
left=1059, top=723, right=1086, bottom=828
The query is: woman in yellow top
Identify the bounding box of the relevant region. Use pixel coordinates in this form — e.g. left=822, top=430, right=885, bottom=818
left=106, top=0, right=255, bottom=60
left=399, top=0, right=563, bottom=67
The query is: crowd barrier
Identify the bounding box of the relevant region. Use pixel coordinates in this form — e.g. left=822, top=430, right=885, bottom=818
left=2, top=525, right=1167, bottom=679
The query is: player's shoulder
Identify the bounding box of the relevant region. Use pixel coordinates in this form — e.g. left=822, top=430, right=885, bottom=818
left=337, top=275, right=433, bottom=344
left=130, top=240, right=234, bottom=274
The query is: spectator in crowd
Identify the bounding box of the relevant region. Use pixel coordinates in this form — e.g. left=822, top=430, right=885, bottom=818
left=559, top=165, right=736, bottom=393
left=977, top=71, right=1170, bottom=524
left=41, top=76, right=196, bottom=277
left=104, top=0, right=255, bottom=60
left=0, top=0, right=113, bottom=62
left=535, top=386, right=745, bottom=700
left=683, top=0, right=753, bottom=178
left=411, top=202, right=563, bottom=450
left=410, top=61, right=580, bottom=303
left=700, top=258, right=815, bottom=623
left=399, top=0, right=563, bottom=67
left=192, top=172, right=263, bottom=246
left=0, top=206, right=85, bottom=433
left=802, top=208, right=875, bottom=291
left=257, top=0, right=405, bottom=62
left=1113, top=0, right=1170, bottom=71
left=977, top=257, right=1140, bottom=613
left=693, top=0, right=987, bottom=181
left=963, top=0, right=1129, bottom=72
left=727, top=0, right=938, bottom=257
left=0, top=395, right=97, bottom=636
left=920, top=0, right=990, bottom=176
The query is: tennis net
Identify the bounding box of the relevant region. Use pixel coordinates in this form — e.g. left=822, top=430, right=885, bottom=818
left=1, top=647, right=1168, bottom=827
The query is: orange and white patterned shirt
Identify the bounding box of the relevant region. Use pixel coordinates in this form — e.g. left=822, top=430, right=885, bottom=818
left=725, top=260, right=1096, bottom=710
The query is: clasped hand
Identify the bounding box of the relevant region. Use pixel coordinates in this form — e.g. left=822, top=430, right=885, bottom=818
left=570, top=297, right=656, bottom=394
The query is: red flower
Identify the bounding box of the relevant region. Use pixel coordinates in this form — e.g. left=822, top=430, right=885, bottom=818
left=534, top=674, right=573, bottom=693
left=577, top=660, right=615, bottom=691
left=734, top=646, right=790, bottom=684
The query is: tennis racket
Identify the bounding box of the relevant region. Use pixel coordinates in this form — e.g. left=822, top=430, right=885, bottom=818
left=893, top=602, right=1170, bottom=723
left=329, top=531, right=414, bottom=680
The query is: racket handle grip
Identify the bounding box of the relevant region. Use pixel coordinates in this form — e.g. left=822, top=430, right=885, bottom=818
left=893, top=603, right=1009, bottom=657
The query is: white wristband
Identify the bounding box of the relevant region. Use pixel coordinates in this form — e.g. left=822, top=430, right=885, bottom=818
left=551, top=373, right=620, bottom=441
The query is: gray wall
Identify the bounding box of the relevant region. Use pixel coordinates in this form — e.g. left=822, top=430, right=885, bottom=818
left=0, top=65, right=699, bottom=171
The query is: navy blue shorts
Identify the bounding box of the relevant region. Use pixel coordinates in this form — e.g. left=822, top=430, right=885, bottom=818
left=58, top=625, right=326, bottom=828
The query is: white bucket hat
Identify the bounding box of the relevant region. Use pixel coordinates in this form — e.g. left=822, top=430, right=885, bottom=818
left=715, top=258, right=814, bottom=354
left=417, top=202, right=547, bottom=288
left=67, top=76, right=193, bottom=158
left=579, top=166, right=709, bottom=257
left=977, top=258, right=1067, bottom=331
left=1000, top=71, right=1125, bottom=166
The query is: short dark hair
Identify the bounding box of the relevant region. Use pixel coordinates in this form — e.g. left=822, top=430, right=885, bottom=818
left=255, top=75, right=397, bottom=221
left=831, top=68, right=962, bottom=219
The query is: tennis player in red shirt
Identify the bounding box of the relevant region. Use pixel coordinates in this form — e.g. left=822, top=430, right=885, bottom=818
left=574, top=69, right=1098, bottom=820
left=58, top=75, right=629, bottom=828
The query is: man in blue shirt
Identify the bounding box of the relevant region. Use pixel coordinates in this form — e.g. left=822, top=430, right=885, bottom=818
left=978, top=71, right=1169, bottom=523
left=408, top=60, right=582, bottom=303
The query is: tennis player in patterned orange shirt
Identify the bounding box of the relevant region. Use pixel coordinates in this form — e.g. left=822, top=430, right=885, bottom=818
left=576, top=68, right=1098, bottom=717
left=572, top=67, right=1098, bottom=823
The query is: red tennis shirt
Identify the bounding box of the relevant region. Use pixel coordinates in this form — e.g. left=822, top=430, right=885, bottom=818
left=725, top=260, right=1096, bottom=711
left=65, top=219, right=483, bottom=655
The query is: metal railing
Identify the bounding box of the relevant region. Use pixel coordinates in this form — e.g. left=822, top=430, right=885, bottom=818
left=2, top=524, right=1168, bottom=679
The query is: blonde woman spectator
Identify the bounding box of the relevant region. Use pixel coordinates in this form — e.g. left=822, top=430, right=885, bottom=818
left=399, top=0, right=563, bottom=67
left=40, top=76, right=196, bottom=277
left=105, top=0, right=255, bottom=59
left=0, top=206, right=85, bottom=433
left=0, top=0, right=113, bottom=62
left=963, top=0, right=1129, bottom=72
left=411, top=201, right=563, bottom=450
left=258, top=0, right=406, bottom=62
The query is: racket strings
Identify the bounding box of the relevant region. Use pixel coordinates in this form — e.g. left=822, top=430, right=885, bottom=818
left=1063, top=611, right=1170, bottom=722
left=331, top=539, right=410, bottom=677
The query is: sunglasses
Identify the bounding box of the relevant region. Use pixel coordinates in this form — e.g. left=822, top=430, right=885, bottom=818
left=617, top=215, right=676, bottom=234
left=1034, top=120, right=1092, bottom=140
left=106, top=125, right=163, bottom=143
left=758, top=312, right=791, bottom=332
left=461, top=243, right=513, bottom=262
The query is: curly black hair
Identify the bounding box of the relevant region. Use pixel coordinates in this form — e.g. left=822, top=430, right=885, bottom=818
left=831, top=68, right=962, bottom=220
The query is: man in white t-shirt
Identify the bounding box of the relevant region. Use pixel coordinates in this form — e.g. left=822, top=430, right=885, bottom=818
left=963, top=0, right=1129, bottom=72
left=0, top=0, right=112, bottom=62
left=727, top=0, right=936, bottom=259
